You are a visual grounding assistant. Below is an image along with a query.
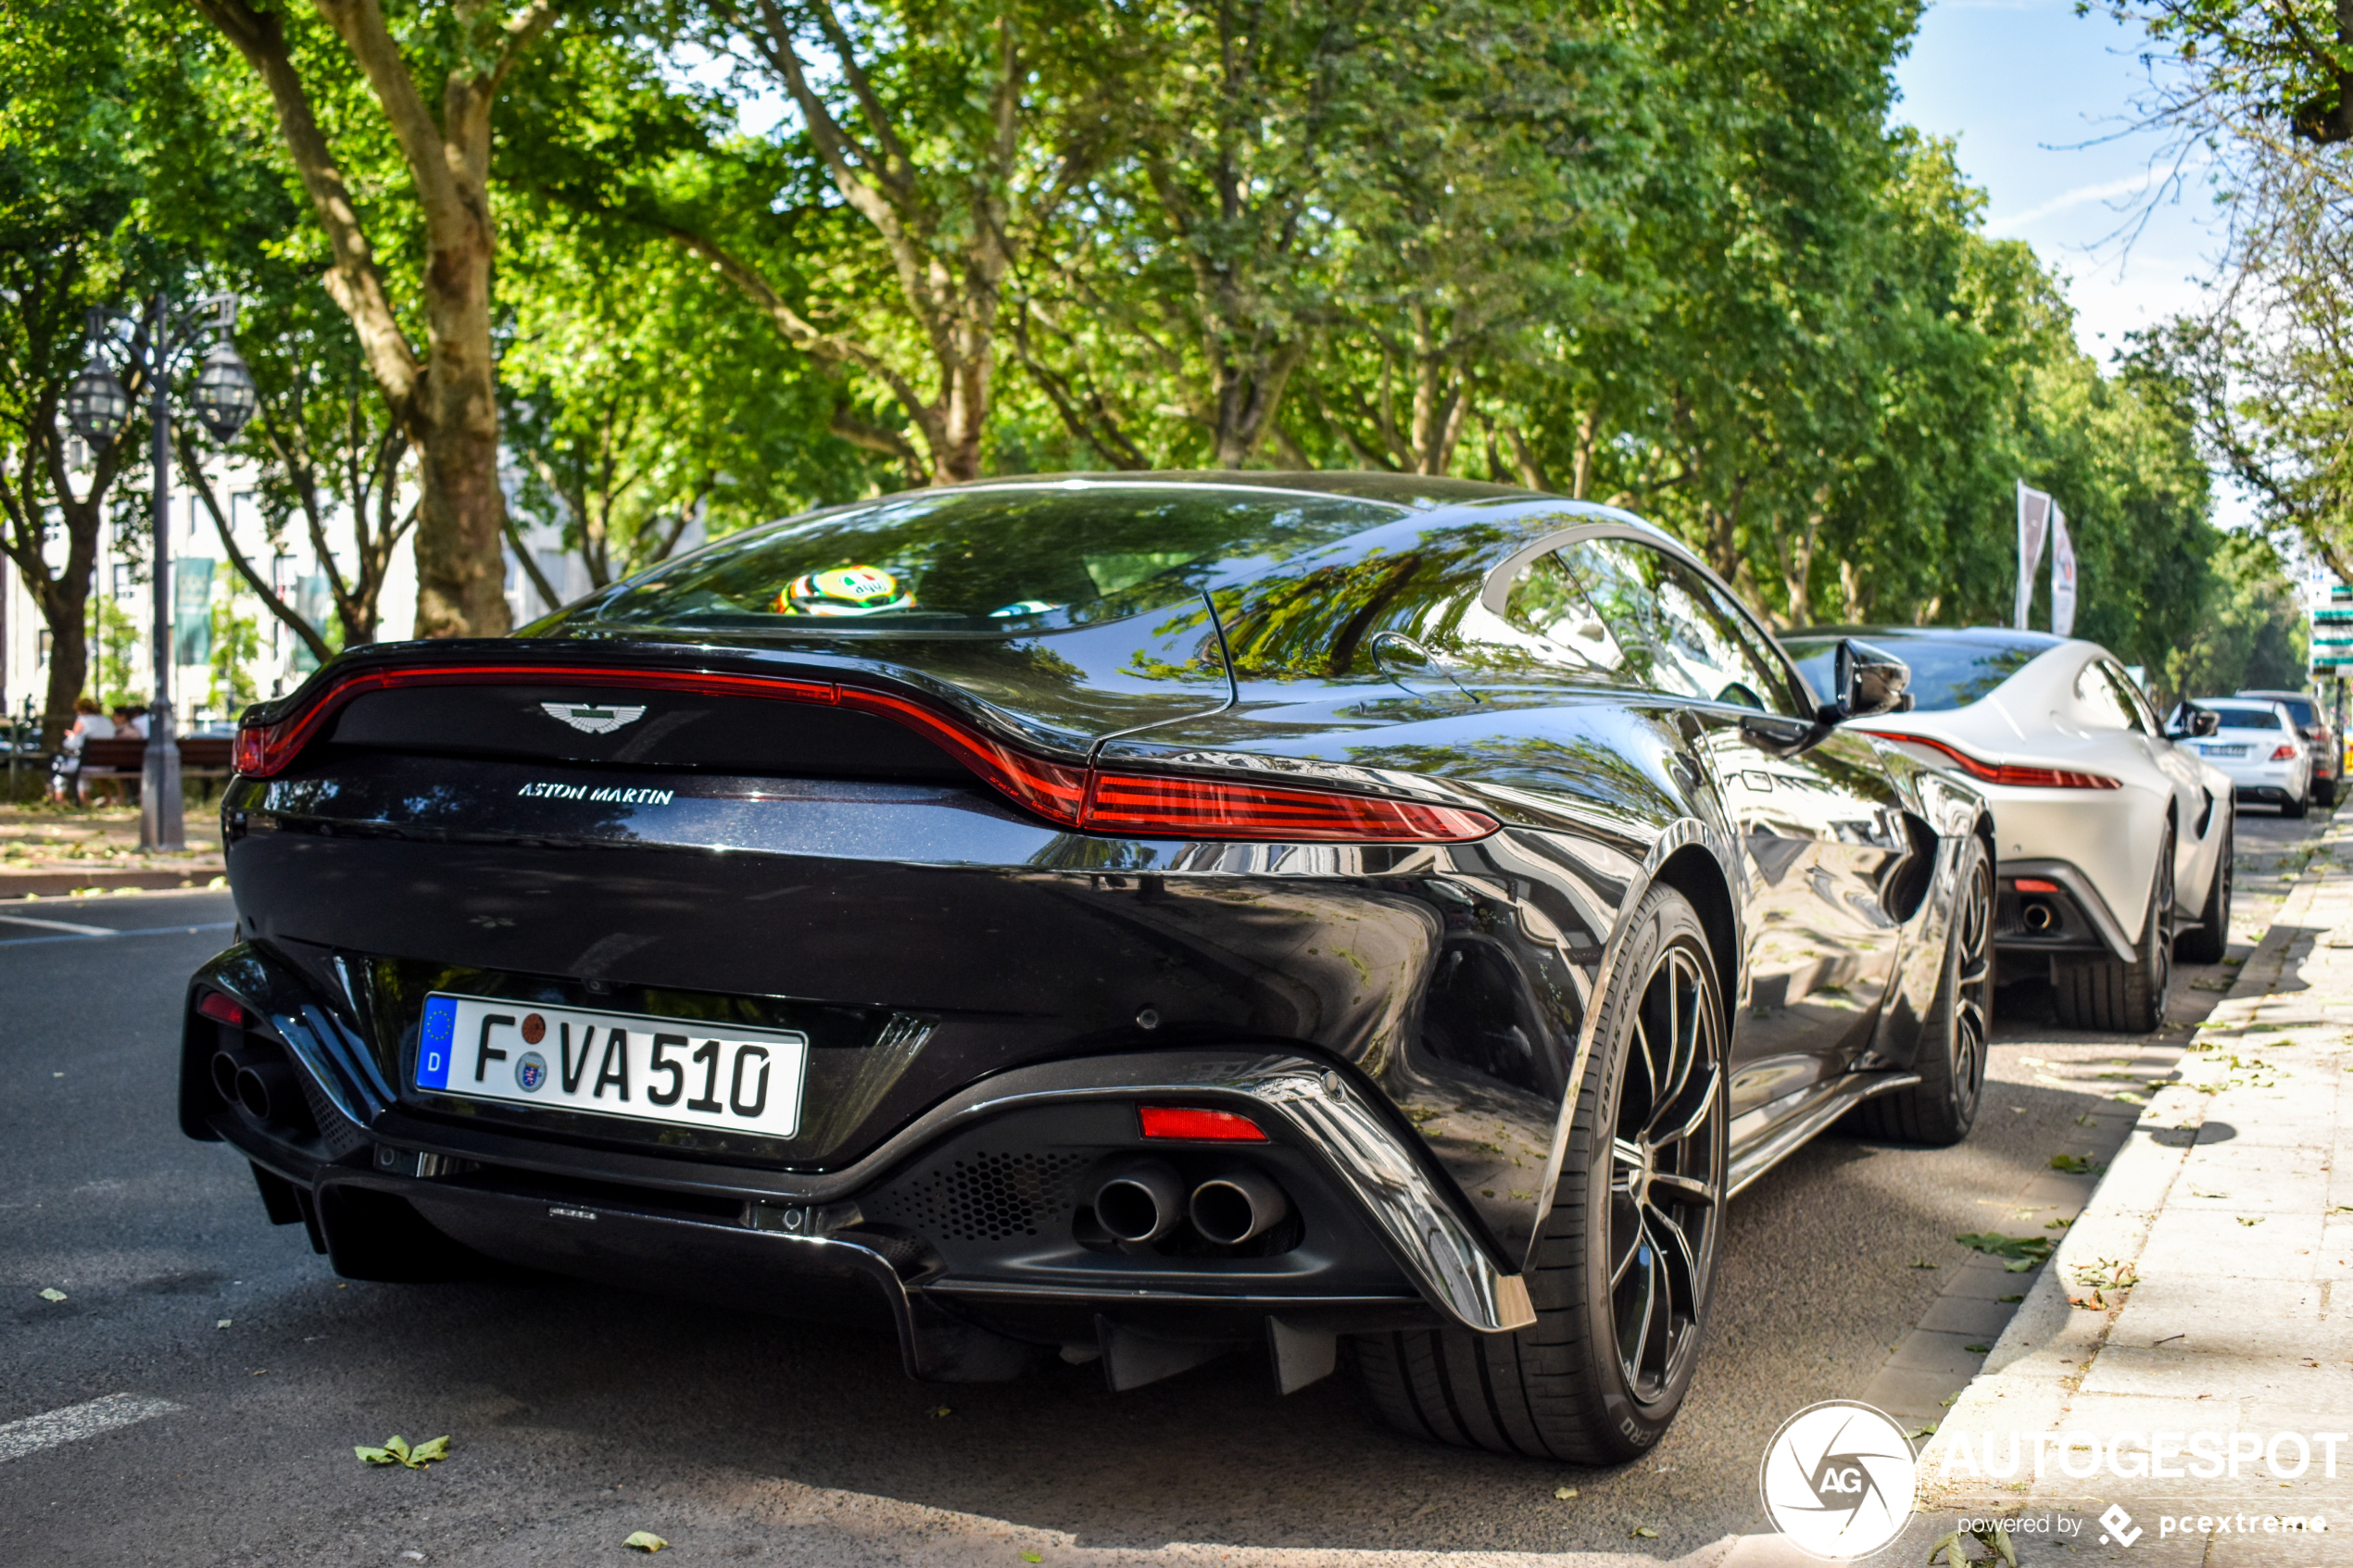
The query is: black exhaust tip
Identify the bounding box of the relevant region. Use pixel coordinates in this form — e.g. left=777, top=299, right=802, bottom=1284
left=235, top=1060, right=301, bottom=1127
left=2020, top=900, right=2056, bottom=933
left=1189, top=1170, right=1291, bottom=1246
left=1094, top=1160, right=1184, bottom=1243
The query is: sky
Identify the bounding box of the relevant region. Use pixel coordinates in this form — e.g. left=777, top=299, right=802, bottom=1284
left=1893, top=0, right=2222, bottom=361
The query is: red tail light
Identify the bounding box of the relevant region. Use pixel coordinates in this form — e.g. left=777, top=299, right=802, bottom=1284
left=2012, top=878, right=2060, bottom=894
left=1859, top=731, right=2120, bottom=790
left=234, top=662, right=1498, bottom=845
left=2272, top=744, right=2300, bottom=761
left=195, top=990, right=246, bottom=1026
left=1139, top=1106, right=1268, bottom=1142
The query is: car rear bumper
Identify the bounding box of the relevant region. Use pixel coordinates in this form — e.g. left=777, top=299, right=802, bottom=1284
left=1993, top=858, right=2136, bottom=962
left=182, top=945, right=1535, bottom=1380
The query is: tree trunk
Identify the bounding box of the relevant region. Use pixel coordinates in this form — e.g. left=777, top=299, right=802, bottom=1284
left=411, top=233, right=511, bottom=636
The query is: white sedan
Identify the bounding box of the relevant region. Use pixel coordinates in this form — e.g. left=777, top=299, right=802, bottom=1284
left=1781, top=626, right=2233, bottom=1034
left=2172, top=698, right=2313, bottom=816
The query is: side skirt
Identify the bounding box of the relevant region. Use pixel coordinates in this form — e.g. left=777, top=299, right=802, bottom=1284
left=1726, top=1071, right=1923, bottom=1199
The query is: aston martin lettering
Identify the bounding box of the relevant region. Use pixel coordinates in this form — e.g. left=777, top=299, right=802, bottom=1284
left=515, top=783, right=675, bottom=806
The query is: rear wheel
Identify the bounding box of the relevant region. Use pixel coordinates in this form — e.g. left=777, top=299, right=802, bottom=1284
left=2173, top=815, right=2233, bottom=965
left=2053, top=825, right=2173, bottom=1034
left=1356, top=883, right=1726, bottom=1462
left=1852, top=834, right=1991, bottom=1146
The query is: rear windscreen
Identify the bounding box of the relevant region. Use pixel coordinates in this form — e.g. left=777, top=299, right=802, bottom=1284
left=546, top=485, right=1401, bottom=636
left=2208, top=707, right=2287, bottom=731
left=1780, top=632, right=2056, bottom=712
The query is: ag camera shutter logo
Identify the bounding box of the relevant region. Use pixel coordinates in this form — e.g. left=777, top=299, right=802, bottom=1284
left=1759, top=1400, right=1919, bottom=1558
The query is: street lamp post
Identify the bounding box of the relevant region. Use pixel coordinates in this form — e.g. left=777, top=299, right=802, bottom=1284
left=63, top=294, right=257, bottom=851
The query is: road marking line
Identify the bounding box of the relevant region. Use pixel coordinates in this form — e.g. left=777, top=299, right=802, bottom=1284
left=0, top=920, right=234, bottom=947
left=0, top=912, right=116, bottom=935
left=0, top=1394, right=181, bottom=1464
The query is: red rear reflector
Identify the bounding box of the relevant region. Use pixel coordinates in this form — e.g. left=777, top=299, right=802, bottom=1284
left=1138, top=1106, right=1267, bottom=1142
left=2272, top=745, right=2300, bottom=761
left=1858, top=731, right=2120, bottom=789
left=196, top=991, right=246, bottom=1026
left=2012, top=878, right=2059, bottom=894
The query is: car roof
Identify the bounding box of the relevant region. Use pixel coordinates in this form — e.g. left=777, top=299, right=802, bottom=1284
left=950, top=470, right=1534, bottom=510
left=2201, top=697, right=2290, bottom=713
left=1779, top=624, right=2073, bottom=653
left=2235, top=688, right=2315, bottom=701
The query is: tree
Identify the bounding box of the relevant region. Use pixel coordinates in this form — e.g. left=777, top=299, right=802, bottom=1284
left=182, top=0, right=567, bottom=637
left=0, top=0, right=166, bottom=747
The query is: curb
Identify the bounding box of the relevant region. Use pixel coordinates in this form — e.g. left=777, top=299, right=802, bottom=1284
left=1917, top=818, right=2342, bottom=1510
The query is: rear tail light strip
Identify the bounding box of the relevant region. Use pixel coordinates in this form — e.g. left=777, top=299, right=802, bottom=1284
left=233, top=662, right=1498, bottom=845
left=1858, top=730, right=2121, bottom=790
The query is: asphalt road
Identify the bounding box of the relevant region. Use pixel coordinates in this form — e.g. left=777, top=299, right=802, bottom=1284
left=0, top=806, right=2322, bottom=1567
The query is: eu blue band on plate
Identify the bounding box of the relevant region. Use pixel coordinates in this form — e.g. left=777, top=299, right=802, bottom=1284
left=417, top=996, right=456, bottom=1089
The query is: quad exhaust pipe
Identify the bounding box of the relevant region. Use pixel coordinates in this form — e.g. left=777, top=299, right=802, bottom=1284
left=1092, top=1161, right=1292, bottom=1247
left=1188, top=1170, right=1291, bottom=1246
left=212, top=1038, right=311, bottom=1132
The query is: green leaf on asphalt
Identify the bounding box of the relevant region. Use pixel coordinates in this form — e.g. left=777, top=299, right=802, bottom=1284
left=1965, top=1343, right=1992, bottom=1353
left=1020, top=1554, right=1043, bottom=1564
left=2048, top=1153, right=2099, bottom=1174
left=624, top=1532, right=668, bottom=1553
left=356, top=1435, right=448, bottom=1469
left=37, top=1287, right=65, bottom=1301
left=1906, top=1424, right=1937, bottom=1439
left=1630, top=1524, right=1659, bottom=1538
left=1997, top=1294, right=2023, bottom=1303
left=1554, top=1486, right=1579, bottom=1499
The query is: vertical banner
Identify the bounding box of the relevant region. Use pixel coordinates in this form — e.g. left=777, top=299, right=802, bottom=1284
left=2050, top=505, right=2077, bottom=637
left=172, top=558, right=216, bottom=667
left=2016, top=482, right=2053, bottom=630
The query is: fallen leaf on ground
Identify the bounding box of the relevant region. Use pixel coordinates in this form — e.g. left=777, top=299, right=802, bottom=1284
left=356, top=1435, right=449, bottom=1469
left=1020, top=1554, right=1043, bottom=1564
left=2048, top=1154, right=2099, bottom=1174
left=1554, top=1486, right=1579, bottom=1499
left=1630, top=1525, right=1659, bottom=1538
left=2240, top=1216, right=2265, bottom=1225
left=1909, top=1259, right=1939, bottom=1269
left=217, top=1319, right=232, bottom=1329
left=1997, top=1293, right=2023, bottom=1303
left=1965, top=1343, right=1992, bottom=1353
left=1906, top=1424, right=1937, bottom=1439
left=624, top=1532, right=668, bottom=1553
left=38, top=1287, right=65, bottom=1302
left=926, top=1405, right=951, bottom=1418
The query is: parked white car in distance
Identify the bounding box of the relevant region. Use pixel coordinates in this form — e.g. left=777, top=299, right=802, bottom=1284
left=1780, top=627, right=2234, bottom=1034
left=2171, top=698, right=2313, bottom=817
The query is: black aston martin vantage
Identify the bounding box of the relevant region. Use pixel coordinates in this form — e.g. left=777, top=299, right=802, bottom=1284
left=183, top=472, right=1994, bottom=1464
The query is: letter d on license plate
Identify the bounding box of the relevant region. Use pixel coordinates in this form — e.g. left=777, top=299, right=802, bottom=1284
left=415, top=993, right=810, bottom=1138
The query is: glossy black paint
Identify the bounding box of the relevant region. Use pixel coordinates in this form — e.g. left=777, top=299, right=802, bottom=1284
left=187, top=474, right=1990, bottom=1370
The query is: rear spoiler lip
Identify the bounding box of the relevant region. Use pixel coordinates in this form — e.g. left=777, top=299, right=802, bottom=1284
left=234, top=637, right=1098, bottom=762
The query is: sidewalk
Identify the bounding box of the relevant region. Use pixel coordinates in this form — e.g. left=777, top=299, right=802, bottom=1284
left=1919, top=811, right=2353, bottom=1561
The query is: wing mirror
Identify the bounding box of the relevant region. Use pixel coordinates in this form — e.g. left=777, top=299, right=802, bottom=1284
left=1818, top=638, right=1912, bottom=724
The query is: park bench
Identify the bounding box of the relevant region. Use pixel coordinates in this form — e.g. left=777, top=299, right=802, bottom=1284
left=75, top=735, right=236, bottom=803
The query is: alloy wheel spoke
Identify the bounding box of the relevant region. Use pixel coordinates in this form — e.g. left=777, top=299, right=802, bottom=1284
left=1651, top=1064, right=1721, bottom=1148
left=1621, top=1240, right=1658, bottom=1382
left=1649, top=1171, right=1718, bottom=1207
left=1630, top=1016, right=1662, bottom=1127
left=1609, top=1209, right=1650, bottom=1286
left=1647, top=1198, right=1704, bottom=1311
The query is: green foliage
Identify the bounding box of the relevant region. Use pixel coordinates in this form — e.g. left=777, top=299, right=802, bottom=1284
left=89, top=591, right=140, bottom=709
left=206, top=578, right=263, bottom=717
left=2165, top=531, right=2308, bottom=698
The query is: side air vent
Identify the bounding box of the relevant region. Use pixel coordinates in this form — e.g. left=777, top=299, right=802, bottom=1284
left=862, top=1151, right=1090, bottom=1242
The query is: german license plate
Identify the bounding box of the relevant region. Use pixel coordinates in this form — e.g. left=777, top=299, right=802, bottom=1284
left=2200, top=744, right=2246, bottom=759
left=414, top=993, right=809, bottom=1138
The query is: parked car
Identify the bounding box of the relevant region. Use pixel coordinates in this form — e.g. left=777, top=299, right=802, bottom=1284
left=1780, top=626, right=2233, bottom=1033
left=2171, top=697, right=2313, bottom=817
left=2234, top=688, right=2336, bottom=806
left=185, top=474, right=1995, bottom=1464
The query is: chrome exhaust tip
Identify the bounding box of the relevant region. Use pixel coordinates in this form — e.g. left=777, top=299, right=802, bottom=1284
left=1094, top=1160, right=1185, bottom=1243
left=1189, top=1170, right=1291, bottom=1246
left=2020, top=900, right=2056, bottom=933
